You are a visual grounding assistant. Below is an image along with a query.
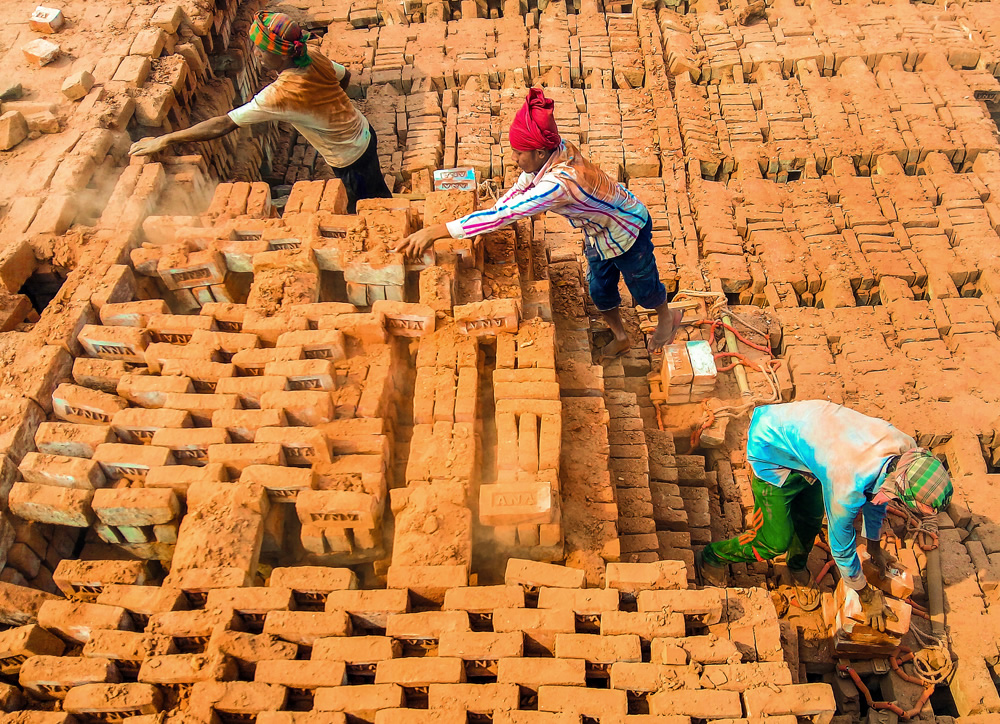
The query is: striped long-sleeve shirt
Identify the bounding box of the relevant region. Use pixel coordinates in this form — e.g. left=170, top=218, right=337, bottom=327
left=445, top=141, right=650, bottom=261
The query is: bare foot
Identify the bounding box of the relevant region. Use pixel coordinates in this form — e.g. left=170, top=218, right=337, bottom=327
left=648, top=308, right=684, bottom=353
left=600, top=335, right=630, bottom=362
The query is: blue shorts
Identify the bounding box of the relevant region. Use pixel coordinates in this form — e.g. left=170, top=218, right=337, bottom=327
left=586, top=218, right=667, bottom=312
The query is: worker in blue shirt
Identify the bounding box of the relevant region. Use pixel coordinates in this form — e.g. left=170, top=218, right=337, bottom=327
left=697, top=400, right=953, bottom=631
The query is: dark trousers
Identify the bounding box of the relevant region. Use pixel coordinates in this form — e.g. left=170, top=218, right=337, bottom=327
left=334, top=126, right=393, bottom=213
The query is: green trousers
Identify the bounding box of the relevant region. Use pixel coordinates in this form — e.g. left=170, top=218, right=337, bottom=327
left=702, top=471, right=824, bottom=571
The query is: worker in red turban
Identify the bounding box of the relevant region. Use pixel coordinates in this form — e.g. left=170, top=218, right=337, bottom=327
left=396, top=88, right=683, bottom=358
left=508, top=88, right=562, bottom=152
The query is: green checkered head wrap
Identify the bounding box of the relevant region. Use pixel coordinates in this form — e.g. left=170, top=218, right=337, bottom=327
left=892, top=448, right=953, bottom=513
left=249, top=12, right=312, bottom=68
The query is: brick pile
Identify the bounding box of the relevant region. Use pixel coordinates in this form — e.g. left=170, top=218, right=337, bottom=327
left=3, top=0, right=1000, bottom=718
left=0, top=558, right=840, bottom=722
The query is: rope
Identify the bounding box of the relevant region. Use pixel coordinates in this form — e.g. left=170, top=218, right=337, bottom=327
left=661, top=294, right=782, bottom=450
left=886, top=499, right=939, bottom=550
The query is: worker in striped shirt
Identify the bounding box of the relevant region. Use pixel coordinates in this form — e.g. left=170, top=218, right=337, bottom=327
left=394, top=88, right=682, bottom=358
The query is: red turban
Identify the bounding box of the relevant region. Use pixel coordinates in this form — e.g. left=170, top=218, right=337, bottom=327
left=509, top=88, right=561, bottom=152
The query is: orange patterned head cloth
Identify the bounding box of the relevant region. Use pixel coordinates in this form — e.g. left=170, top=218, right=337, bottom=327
left=249, top=12, right=312, bottom=67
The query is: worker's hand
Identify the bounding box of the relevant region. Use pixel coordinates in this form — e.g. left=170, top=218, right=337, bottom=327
left=858, top=585, right=898, bottom=633
left=129, top=136, right=169, bottom=157
left=393, top=226, right=446, bottom=261
left=869, top=546, right=897, bottom=580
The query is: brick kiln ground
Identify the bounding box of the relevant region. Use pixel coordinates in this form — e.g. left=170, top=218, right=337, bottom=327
left=1, top=0, right=1000, bottom=721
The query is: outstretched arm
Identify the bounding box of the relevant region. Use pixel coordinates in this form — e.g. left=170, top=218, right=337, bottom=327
left=129, top=115, right=239, bottom=156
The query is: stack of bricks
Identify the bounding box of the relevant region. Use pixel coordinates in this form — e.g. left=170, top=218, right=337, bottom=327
left=0, top=558, right=840, bottom=721
left=485, top=322, right=564, bottom=555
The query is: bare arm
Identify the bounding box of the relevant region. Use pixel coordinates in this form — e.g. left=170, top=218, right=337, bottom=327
left=393, top=223, right=452, bottom=260
left=129, top=115, right=239, bottom=156
left=340, top=68, right=351, bottom=92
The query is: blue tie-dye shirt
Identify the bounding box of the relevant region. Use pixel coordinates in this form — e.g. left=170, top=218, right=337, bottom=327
left=746, top=400, right=916, bottom=590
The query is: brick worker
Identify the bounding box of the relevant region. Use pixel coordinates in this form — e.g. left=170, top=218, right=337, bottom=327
left=697, top=400, right=953, bottom=632
left=129, top=12, right=392, bottom=213
left=394, top=88, right=683, bottom=357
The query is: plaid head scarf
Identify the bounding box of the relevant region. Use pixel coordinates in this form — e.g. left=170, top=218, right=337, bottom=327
left=249, top=12, right=312, bottom=68
left=886, top=448, right=953, bottom=513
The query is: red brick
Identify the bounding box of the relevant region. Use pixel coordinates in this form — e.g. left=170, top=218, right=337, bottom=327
left=296, top=489, right=381, bottom=529
left=454, top=298, right=520, bottom=336
left=52, top=384, right=128, bottom=425
left=63, top=683, right=162, bottom=719
left=77, top=324, right=149, bottom=363
left=650, top=636, right=741, bottom=665
left=649, top=689, right=743, bottom=718
left=428, top=682, right=519, bottom=713
left=208, top=442, right=285, bottom=477
left=554, top=633, right=641, bottom=663
left=312, top=635, right=400, bottom=663
left=700, top=663, right=794, bottom=691
left=8, top=483, right=95, bottom=528
left=138, top=652, right=235, bottom=685
left=255, top=659, right=347, bottom=689
left=100, top=299, right=169, bottom=327
left=536, top=588, right=620, bottom=615
left=743, top=683, right=836, bottom=722
left=258, top=714, right=347, bottom=724
left=161, top=360, right=237, bottom=394
left=505, top=559, right=585, bottom=590
left=117, top=374, right=193, bottom=408
left=443, top=585, right=524, bottom=613
left=150, top=427, right=229, bottom=465
left=210, top=630, right=297, bottom=679
left=110, top=407, right=192, bottom=445
left=263, top=610, right=352, bottom=646
left=372, top=710, right=466, bottom=724
left=601, top=611, right=685, bottom=641
left=206, top=588, right=294, bottom=627
left=480, top=481, right=554, bottom=526
left=144, top=343, right=221, bottom=374
left=324, top=589, right=409, bottom=630
left=265, top=360, right=336, bottom=391
left=375, top=657, right=465, bottom=686
left=163, top=392, right=240, bottom=426
left=52, top=561, right=149, bottom=602
left=385, top=611, right=470, bottom=641
left=438, top=631, right=524, bottom=660
left=37, top=600, right=132, bottom=644
left=260, top=390, right=334, bottom=426
left=609, top=662, right=701, bottom=692
left=0, top=625, right=64, bottom=676
left=268, top=566, right=357, bottom=608
left=492, top=609, right=575, bottom=654
left=92, top=443, right=174, bottom=483
left=638, top=588, right=723, bottom=624
left=232, top=346, right=304, bottom=376
left=386, top=564, right=467, bottom=606
left=494, top=714, right=583, bottom=724
left=537, top=685, right=627, bottom=720
left=96, top=585, right=186, bottom=624
left=276, top=330, right=347, bottom=362
left=189, top=681, right=288, bottom=718
left=254, top=427, right=332, bottom=466
left=34, top=422, right=114, bottom=459
left=313, top=684, right=404, bottom=715
left=18, top=452, right=105, bottom=489
left=605, top=561, right=687, bottom=600
left=216, top=376, right=288, bottom=409
left=144, top=463, right=229, bottom=498
left=212, top=409, right=287, bottom=443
